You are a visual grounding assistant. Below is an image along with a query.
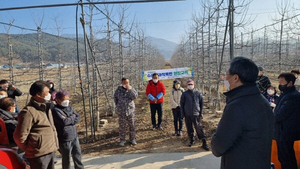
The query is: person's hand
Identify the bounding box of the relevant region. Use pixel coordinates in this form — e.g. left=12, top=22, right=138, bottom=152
left=200, top=114, right=203, bottom=119
left=10, top=85, right=16, bottom=90
left=153, top=98, right=158, bottom=103
left=62, top=115, right=66, bottom=119
left=270, top=102, right=276, bottom=108
left=125, top=84, right=132, bottom=90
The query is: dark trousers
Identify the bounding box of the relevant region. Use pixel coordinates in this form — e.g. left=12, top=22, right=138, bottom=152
left=118, top=113, right=136, bottom=141
left=59, top=137, right=84, bottom=169
left=185, top=115, right=205, bottom=140
left=27, top=152, right=55, bottom=169
left=172, top=108, right=183, bottom=131
left=277, top=141, right=298, bottom=169
left=150, top=103, right=163, bottom=127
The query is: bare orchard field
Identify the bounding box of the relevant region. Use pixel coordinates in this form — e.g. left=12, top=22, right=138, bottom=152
left=78, top=78, right=224, bottom=156
left=2, top=66, right=224, bottom=155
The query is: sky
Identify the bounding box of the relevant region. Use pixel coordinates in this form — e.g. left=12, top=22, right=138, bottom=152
left=0, top=0, right=300, bottom=44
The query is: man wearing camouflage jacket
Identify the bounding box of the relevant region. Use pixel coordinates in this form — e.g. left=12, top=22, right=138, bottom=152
left=114, top=78, right=138, bottom=146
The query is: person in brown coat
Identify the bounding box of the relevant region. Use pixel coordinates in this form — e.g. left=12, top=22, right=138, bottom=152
left=13, top=80, right=59, bottom=169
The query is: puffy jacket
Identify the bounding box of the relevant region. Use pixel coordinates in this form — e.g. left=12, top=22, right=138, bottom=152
left=13, top=97, right=59, bottom=158
left=52, top=104, right=80, bottom=143
left=0, top=109, right=18, bottom=144
left=114, top=86, right=138, bottom=116
left=180, top=89, right=203, bottom=116
left=170, top=87, right=184, bottom=109
left=146, top=80, right=166, bottom=104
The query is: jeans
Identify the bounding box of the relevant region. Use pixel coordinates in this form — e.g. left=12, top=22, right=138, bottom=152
left=172, top=107, right=183, bottom=131
left=150, top=103, right=163, bottom=127
left=59, top=137, right=84, bottom=169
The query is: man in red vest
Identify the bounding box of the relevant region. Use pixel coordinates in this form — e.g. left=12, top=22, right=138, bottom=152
left=146, top=73, right=166, bottom=130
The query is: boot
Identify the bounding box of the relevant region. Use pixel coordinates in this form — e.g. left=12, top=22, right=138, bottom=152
left=201, top=139, right=210, bottom=151
left=188, top=136, right=195, bottom=147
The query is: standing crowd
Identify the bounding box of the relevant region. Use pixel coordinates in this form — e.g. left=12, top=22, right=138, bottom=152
left=0, top=80, right=84, bottom=169
left=1, top=56, right=300, bottom=169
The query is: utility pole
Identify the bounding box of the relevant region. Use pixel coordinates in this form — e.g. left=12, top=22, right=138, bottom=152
left=37, top=26, right=44, bottom=80
left=229, top=0, right=234, bottom=60
left=8, top=22, right=14, bottom=84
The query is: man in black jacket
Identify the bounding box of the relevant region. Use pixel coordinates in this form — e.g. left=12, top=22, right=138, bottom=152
left=52, top=90, right=84, bottom=169
left=180, top=79, right=209, bottom=151
left=274, top=73, right=300, bottom=169
left=211, top=57, right=274, bottom=169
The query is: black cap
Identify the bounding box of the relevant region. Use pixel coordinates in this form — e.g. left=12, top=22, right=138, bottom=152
left=173, top=80, right=181, bottom=85
left=258, top=66, right=264, bottom=71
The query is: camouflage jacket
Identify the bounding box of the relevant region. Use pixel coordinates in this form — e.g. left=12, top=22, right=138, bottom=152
left=114, top=86, right=138, bottom=116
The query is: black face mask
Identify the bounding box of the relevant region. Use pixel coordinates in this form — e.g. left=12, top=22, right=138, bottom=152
left=279, top=84, right=288, bottom=92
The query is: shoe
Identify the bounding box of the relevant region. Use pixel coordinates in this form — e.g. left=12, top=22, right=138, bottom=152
left=158, top=125, right=163, bottom=130
left=152, top=127, right=156, bottom=131
left=188, top=140, right=195, bottom=147
left=178, top=131, right=182, bottom=136
left=131, top=139, right=137, bottom=145
left=119, top=140, right=126, bottom=146
left=202, top=139, right=210, bottom=151
left=173, top=131, right=178, bottom=136
left=202, top=144, right=210, bottom=151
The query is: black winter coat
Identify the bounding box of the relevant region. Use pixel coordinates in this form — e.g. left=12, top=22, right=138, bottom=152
left=211, top=83, right=274, bottom=169
left=0, top=108, right=18, bottom=144
left=52, top=104, right=80, bottom=143
left=274, top=86, right=300, bottom=142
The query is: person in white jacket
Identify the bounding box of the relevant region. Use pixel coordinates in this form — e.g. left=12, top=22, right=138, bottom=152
left=170, top=80, right=184, bottom=136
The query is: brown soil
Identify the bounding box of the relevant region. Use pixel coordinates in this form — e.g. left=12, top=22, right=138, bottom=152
left=79, top=73, right=223, bottom=156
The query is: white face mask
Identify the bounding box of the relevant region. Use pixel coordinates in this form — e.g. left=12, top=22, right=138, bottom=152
left=44, top=93, right=51, bottom=101
left=122, top=84, right=127, bottom=88
left=224, top=75, right=234, bottom=91
left=187, top=85, right=194, bottom=90
left=153, top=79, right=158, bottom=83
left=0, top=95, right=6, bottom=99
left=175, top=84, right=180, bottom=89
left=267, top=89, right=275, bottom=95
left=224, top=79, right=230, bottom=91
left=49, top=84, right=53, bottom=88
left=61, top=100, right=70, bottom=107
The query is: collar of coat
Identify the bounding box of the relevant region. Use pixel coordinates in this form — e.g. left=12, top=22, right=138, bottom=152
left=279, top=86, right=296, bottom=96
left=224, top=83, right=260, bottom=103
left=29, top=97, right=50, bottom=112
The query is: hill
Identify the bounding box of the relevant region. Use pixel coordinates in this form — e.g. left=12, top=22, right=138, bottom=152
left=146, top=36, right=178, bottom=60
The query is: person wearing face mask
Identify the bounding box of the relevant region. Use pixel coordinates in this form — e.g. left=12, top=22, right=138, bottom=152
left=291, top=69, right=300, bottom=91
left=46, top=80, right=57, bottom=106
left=273, top=73, right=300, bottom=169
left=211, top=57, right=274, bottom=169
left=146, top=73, right=166, bottom=130
left=114, top=78, right=138, bottom=146
left=0, top=79, right=22, bottom=114
left=180, top=79, right=209, bottom=151
left=263, top=84, right=279, bottom=110
left=13, top=80, right=59, bottom=169
left=0, top=97, right=18, bottom=145
left=51, top=90, right=84, bottom=169
left=170, top=80, right=184, bottom=136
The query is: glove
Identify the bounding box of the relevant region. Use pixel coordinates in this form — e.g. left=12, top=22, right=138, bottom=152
left=156, top=92, right=163, bottom=99
left=148, top=94, right=155, bottom=101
